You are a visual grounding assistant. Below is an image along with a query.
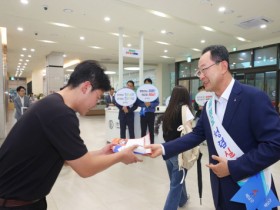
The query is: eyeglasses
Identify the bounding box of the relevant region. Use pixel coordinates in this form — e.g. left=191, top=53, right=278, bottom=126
left=194, top=61, right=222, bottom=78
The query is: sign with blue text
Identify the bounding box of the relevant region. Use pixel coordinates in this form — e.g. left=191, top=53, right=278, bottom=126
left=115, top=88, right=137, bottom=106
left=137, top=84, right=159, bottom=102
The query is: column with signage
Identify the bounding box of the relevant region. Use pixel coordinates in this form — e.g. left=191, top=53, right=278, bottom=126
left=0, top=27, right=8, bottom=140
left=45, top=52, right=64, bottom=95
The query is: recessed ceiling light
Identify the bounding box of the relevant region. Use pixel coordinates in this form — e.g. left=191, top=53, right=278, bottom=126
left=30, top=49, right=35, bottom=52
left=124, top=67, right=139, bottom=71
left=80, top=36, right=85, bottom=40
left=160, top=55, right=171, bottom=59
left=63, top=54, right=67, bottom=57
left=20, top=54, right=24, bottom=57
left=192, top=48, right=201, bottom=52
left=28, top=55, right=32, bottom=57
left=260, top=24, right=267, bottom=29
left=105, top=71, right=116, bottom=75
left=201, top=26, right=215, bottom=32
left=150, top=10, right=168, bottom=18
left=200, top=40, right=205, bottom=43
left=50, top=22, right=73, bottom=28
left=89, top=46, right=101, bottom=49
left=156, top=41, right=170, bottom=45
left=17, top=27, right=23, bottom=31
left=164, top=50, right=168, bottom=53
left=111, top=33, right=128, bottom=38
left=37, top=40, right=56, bottom=43
left=66, top=69, right=74, bottom=72
left=127, top=43, right=131, bottom=47
left=236, top=37, right=246, bottom=41
left=20, top=0, right=29, bottom=4
left=22, top=48, right=27, bottom=51
left=218, top=7, right=226, bottom=13
left=104, top=17, right=111, bottom=22
left=161, top=30, right=167, bottom=34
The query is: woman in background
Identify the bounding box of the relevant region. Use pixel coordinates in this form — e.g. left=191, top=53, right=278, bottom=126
left=162, top=85, right=194, bottom=210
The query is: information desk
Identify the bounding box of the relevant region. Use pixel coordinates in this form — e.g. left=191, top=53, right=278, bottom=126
left=105, top=106, right=166, bottom=143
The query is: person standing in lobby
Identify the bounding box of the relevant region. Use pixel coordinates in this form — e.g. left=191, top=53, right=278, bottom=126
left=13, top=86, right=31, bottom=121
left=116, top=80, right=138, bottom=139
left=0, top=60, right=142, bottom=210
left=105, top=87, right=116, bottom=107
left=138, top=78, right=159, bottom=144
left=162, top=85, right=193, bottom=210
left=147, top=45, right=280, bottom=210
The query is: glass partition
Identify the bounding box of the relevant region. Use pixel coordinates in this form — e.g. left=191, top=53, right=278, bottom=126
left=254, top=46, right=277, bottom=67
left=229, top=50, right=252, bottom=69
left=178, top=61, right=191, bottom=78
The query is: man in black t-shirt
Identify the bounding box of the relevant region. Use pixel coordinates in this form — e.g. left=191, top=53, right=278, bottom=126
left=0, top=60, right=142, bottom=210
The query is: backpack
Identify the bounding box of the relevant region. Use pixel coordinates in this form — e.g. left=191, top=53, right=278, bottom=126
left=177, top=105, right=200, bottom=170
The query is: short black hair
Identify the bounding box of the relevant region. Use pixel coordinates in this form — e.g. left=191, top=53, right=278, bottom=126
left=202, top=45, right=230, bottom=70
left=198, top=86, right=205, bottom=91
left=66, top=60, right=111, bottom=92
left=127, top=80, right=134, bottom=86
left=16, top=86, right=26, bottom=92
left=144, top=78, right=152, bottom=84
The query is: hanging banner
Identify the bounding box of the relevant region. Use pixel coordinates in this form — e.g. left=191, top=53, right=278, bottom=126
left=115, top=88, right=137, bottom=106
left=136, top=84, right=159, bottom=102
left=195, top=91, right=214, bottom=106
left=123, top=47, right=141, bottom=58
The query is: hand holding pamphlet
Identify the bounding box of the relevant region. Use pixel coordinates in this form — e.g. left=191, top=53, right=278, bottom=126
left=111, top=134, right=151, bottom=155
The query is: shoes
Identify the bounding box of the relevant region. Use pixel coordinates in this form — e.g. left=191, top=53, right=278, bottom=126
left=179, top=194, right=190, bottom=208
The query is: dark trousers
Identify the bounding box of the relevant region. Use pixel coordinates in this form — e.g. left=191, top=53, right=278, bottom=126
left=120, top=114, right=135, bottom=139
left=0, top=198, right=47, bottom=210
left=140, top=112, right=155, bottom=144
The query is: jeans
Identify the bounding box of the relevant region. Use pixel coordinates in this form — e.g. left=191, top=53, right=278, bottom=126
left=164, top=155, right=188, bottom=210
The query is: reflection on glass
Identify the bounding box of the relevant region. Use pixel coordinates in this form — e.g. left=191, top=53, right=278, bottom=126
left=229, top=51, right=252, bottom=69
left=254, top=46, right=277, bottom=67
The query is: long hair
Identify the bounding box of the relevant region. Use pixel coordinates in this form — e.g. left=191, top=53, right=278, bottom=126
left=163, top=85, right=192, bottom=133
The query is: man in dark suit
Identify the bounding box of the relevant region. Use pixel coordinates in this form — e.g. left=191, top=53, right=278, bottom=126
left=148, top=45, right=280, bottom=210
left=105, top=87, right=116, bottom=107
left=14, top=86, right=31, bottom=121
left=116, top=80, right=138, bottom=139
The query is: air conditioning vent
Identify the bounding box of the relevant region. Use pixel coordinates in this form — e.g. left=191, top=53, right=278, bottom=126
left=237, top=16, right=273, bottom=29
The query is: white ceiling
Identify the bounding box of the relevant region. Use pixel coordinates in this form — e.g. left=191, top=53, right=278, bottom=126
left=1, top=0, right=280, bottom=78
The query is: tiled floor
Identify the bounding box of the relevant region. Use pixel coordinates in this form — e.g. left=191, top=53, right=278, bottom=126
left=3, top=112, right=280, bottom=210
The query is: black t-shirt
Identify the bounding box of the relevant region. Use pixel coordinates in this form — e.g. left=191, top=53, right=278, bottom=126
left=0, top=93, right=88, bottom=200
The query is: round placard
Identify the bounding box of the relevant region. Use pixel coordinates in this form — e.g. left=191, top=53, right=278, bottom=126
left=195, top=91, right=214, bottom=106
left=136, top=84, right=159, bottom=102
left=114, top=88, right=137, bottom=106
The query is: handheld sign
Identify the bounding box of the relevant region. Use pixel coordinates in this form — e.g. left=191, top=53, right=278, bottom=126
left=136, top=84, right=159, bottom=102
left=195, top=91, right=214, bottom=106
left=115, top=88, right=137, bottom=106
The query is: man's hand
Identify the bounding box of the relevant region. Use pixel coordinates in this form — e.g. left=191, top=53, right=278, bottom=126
left=122, top=106, right=128, bottom=113
left=145, top=102, right=151, bottom=107
left=145, top=144, right=163, bottom=158
left=120, top=145, right=143, bottom=164
left=206, top=155, right=230, bottom=178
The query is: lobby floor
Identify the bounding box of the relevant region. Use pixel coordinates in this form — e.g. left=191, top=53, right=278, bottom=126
left=3, top=112, right=280, bottom=210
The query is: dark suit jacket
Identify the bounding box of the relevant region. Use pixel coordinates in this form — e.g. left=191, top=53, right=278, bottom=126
left=105, top=94, right=115, bottom=107
left=163, top=81, right=280, bottom=210
left=14, top=95, right=31, bottom=120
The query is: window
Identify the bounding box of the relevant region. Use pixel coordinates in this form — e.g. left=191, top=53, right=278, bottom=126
left=254, top=46, right=277, bottom=67
left=229, top=50, right=252, bottom=69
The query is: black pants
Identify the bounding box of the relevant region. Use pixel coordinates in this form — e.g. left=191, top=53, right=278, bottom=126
left=0, top=198, right=47, bottom=210
left=120, top=114, right=135, bottom=139
left=140, top=112, right=155, bottom=144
